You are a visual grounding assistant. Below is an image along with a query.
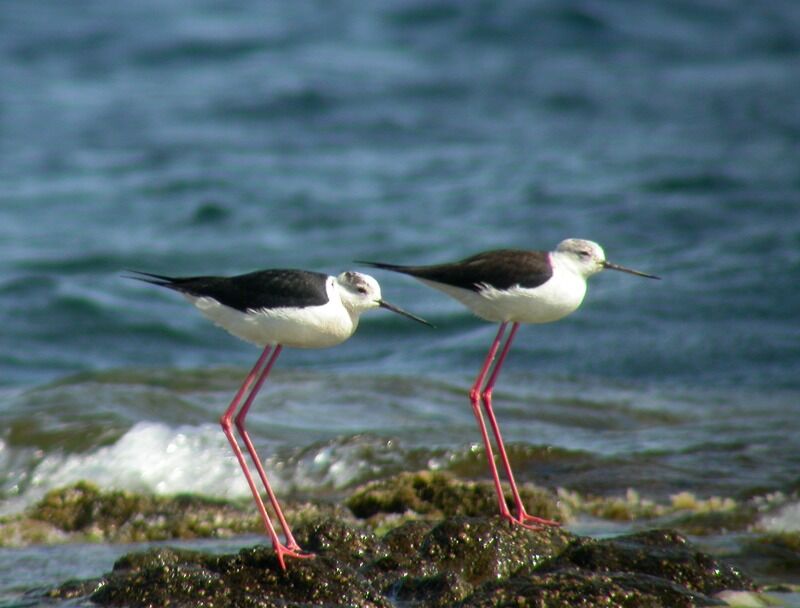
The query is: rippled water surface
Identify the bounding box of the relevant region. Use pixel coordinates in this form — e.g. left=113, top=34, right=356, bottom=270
left=1, top=0, right=799, bottom=603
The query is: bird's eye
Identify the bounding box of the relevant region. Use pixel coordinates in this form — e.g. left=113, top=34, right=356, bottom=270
left=578, top=250, right=591, bottom=258
left=357, top=286, right=368, bottom=294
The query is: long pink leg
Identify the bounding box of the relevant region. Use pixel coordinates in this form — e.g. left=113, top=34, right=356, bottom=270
left=469, top=323, right=511, bottom=515
left=219, top=345, right=310, bottom=570
left=481, top=323, right=560, bottom=529
left=234, top=345, right=310, bottom=555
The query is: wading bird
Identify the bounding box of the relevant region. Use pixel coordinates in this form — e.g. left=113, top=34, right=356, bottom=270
left=129, top=268, right=431, bottom=569
left=359, top=239, right=659, bottom=530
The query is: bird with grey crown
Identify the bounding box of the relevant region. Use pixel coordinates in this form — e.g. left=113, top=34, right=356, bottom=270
left=129, top=267, right=431, bottom=569
left=359, top=239, right=660, bottom=530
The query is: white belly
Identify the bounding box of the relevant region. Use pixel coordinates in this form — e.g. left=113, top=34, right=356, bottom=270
left=187, top=296, right=358, bottom=348
left=419, top=271, right=587, bottom=324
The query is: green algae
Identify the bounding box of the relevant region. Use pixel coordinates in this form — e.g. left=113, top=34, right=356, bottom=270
left=2, top=474, right=780, bottom=550
left=3, top=481, right=261, bottom=546
left=44, top=518, right=753, bottom=608
left=346, top=470, right=563, bottom=524
left=1, top=474, right=785, bottom=606
left=556, top=486, right=769, bottom=535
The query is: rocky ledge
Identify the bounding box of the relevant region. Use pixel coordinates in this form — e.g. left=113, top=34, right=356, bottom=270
left=11, top=472, right=763, bottom=607
left=44, top=520, right=753, bottom=607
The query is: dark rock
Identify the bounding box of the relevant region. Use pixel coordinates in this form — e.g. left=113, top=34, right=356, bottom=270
left=542, top=528, right=756, bottom=596
left=45, top=519, right=756, bottom=608
left=360, top=519, right=438, bottom=594
left=90, top=545, right=390, bottom=608
left=395, top=570, right=473, bottom=607
left=419, top=516, right=569, bottom=583
left=291, top=516, right=387, bottom=568
left=391, top=516, right=571, bottom=606
left=37, top=475, right=758, bottom=608
left=346, top=470, right=562, bottom=523
left=212, top=546, right=390, bottom=608
left=382, top=519, right=436, bottom=561
left=93, top=553, right=227, bottom=607
left=461, top=568, right=728, bottom=608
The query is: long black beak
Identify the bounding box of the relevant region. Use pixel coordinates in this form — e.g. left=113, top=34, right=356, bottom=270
left=378, top=300, right=434, bottom=327
left=602, top=261, right=661, bottom=280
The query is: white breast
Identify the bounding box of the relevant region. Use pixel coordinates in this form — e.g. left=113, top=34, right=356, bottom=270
left=185, top=289, right=358, bottom=349
left=418, top=262, right=587, bottom=324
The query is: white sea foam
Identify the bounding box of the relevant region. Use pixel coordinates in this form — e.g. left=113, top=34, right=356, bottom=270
left=5, top=422, right=399, bottom=515
left=9, top=422, right=253, bottom=512
left=760, top=499, right=800, bottom=532
left=285, top=435, right=408, bottom=491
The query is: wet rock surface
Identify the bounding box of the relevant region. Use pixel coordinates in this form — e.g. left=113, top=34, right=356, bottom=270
left=7, top=473, right=765, bottom=606
left=90, top=545, right=392, bottom=608
left=542, top=529, right=754, bottom=596
left=347, top=470, right=562, bottom=524
left=1, top=481, right=261, bottom=545
left=44, top=518, right=754, bottom=607
left=460, top=569, right=727, bottom=608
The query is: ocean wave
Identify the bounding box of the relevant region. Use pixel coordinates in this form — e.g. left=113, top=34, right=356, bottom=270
left=761, top=499, right=800, bottom=533
left=0, top=421, right=449, bottom=515
left=1, top=422, right=247, bottom=515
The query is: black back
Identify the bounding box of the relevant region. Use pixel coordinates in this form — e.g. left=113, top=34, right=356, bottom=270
left=129, top=269, right=330, bottom=312
left=359, top=249, right=553, bottom=292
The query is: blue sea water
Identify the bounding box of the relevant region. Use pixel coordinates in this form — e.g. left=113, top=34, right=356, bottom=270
left=1, top=0, right=800, bottom=603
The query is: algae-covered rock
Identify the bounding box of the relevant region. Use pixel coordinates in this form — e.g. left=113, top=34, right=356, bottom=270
left=360, top=519, right=439, bottom=595
left=0, top=516, right=69, bottom=546
left=669, top=507, right=759, bottom=535
left=418, top=516, right=569, bottom=583
left=458, top=528, right=753, bottom=607
left=5, top=481, right=261, bottom=545
left=542, top=529, right=755, bottom=596
left=67, top=544, right=391, bottom=608
left=218, top=546, right=390, bottom=608
left=33, top=474, right=759, bottom=608
left=29, top=481, right=110, bottom=532
left=556, top=487, right=758, bottom=533
left=291, top=516, right=387, bottom=568
left=346, top=470, right=563, bottom=524
left=391, top=516, right=570, bottom=606
left=461, top=568, right=728, bottom=608
left=395, top=570, right=474, bottom=607
left=47, top=515, right=755, bottom=608
left=45, top=577, right=105, bottom=602
left=93, top=548, right=228, bottom=607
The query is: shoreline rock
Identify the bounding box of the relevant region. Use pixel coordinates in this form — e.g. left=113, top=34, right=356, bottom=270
left=44, top=519, right=753, bottom=607
left=7, top=472, right=768, bottom=607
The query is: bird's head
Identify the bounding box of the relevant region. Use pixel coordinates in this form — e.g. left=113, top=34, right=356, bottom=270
left=336, top=271, right=432, bottom=326
left=556, top=239, right=660, bottom=280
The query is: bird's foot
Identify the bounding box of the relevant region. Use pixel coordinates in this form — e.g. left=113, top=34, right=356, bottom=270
left=273, top=543, right=315, bottom=571
left=501, top=507, right=561, bottom=531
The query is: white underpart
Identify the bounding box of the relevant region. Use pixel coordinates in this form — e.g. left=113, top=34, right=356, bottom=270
left=185, top=278, right=359, bottom=349
left=418, top=252, right=589, bottom=324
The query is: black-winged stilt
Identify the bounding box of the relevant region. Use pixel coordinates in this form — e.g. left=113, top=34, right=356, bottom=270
left=359, top=239, right=659, bottom=530
left=129, top=268, right=431, bottom=569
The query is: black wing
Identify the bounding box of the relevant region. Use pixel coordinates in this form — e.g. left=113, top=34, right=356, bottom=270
left=358, top=249, right=553, bottom=292
left=127, top=269, right=330, bottom=312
